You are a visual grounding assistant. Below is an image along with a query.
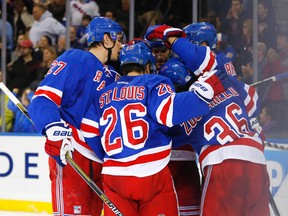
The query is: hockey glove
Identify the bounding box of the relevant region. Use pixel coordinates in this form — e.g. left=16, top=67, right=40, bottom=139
left=45, top=121, right=74, bottom=167
left=250, top=117, right=266, bottom=140
left=144, top=24, right=186, bottom=48
left=189, top=70, right=228, bottom=103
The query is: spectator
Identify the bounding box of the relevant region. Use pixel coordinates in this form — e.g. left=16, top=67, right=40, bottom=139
left=236, top=18, right=254, bottom=82
left=204, top=9, right=222, bottom=32
left=104, top=9, right=116, bottom=20
left=33, top=34, right=53, bottom=62
left=258, top=105, right=278, bottom=138
left=114, top=0, right=130, bottom=37
left=262, top=31, right=288, bottom=104
left=7, top=39, right=40, bottom=95
left=242, top=42, right=268, bottom=97
left=138, top=9, right=164, bottom=32
left=7, top=87, right=37, bottom=133
left=70, top=0, right=100, bottom=26
left=47, top=0, right=66, bottom=25
left=0, top=70, right=14, bottom=132
left=223, top=0, right=251, bottom=53
left=13, top=0, right=34, bottom=42
left=29, top=3, right=66, bottom=47
left=56, top=35, right=66, bottom=56
left=0, top=10, right=14, bottom=64
left=36, top=45, right=57, bottom=81
left=257, top=0, right=278, bottom=49
left=7, top=33, right=29, bottom=67
left=70, top=26, right=85, bottom=50
left=76, top=14, right=92, bottom=48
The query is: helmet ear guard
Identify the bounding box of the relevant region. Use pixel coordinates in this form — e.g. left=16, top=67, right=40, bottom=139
left=183, top=22, right=217, bottom=50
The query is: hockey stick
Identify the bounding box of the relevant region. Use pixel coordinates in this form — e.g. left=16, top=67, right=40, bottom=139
left=250, top=71, right=288, bottom=87
left=0, top=83, right=33, bottom=125
left=264, top=140, right=288, bottom=151
left=0, top=82, right=123, bottom=216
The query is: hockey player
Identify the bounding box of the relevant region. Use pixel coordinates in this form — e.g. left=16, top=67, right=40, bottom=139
left=158, top=57, right=201, bottom=216
left=147, top=24, right=270, bottom=216
left=150, top=39, right=172, bottom=72
left=28, top=17, right=124, bottom=216
left=79, top=41, right=228, bottom=215
left=183, top=22, right=237, bottom=77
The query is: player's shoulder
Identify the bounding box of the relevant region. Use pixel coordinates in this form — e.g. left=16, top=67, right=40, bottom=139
left=58, top=49, right=101, bottom=65
left=141, top=74, right=171, bottom=82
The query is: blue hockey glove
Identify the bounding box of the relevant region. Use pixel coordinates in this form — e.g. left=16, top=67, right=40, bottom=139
left=189, top=70, right=228, bottom=103
left=45, top=121, right=74, bottom=167
left=144, top=24, right=186, bottom=48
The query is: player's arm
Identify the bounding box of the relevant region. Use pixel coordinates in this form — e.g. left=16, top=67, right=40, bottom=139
left=148, top=73, right=227, bottom=127
left=171, top=38, right=217, bottom=76
left=145, top=24, right=217, bottom=75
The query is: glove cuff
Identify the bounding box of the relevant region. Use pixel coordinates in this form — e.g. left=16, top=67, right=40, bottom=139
left=189, top=81, right=214, bottom=104
left=45, top=121, right=72, bottom=141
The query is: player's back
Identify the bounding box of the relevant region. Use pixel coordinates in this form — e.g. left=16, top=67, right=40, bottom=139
left=96, top=74, right=176, bottom=177
left=175, top=76, right=266, bottom=169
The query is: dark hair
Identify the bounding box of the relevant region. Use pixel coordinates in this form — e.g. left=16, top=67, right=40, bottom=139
left=121, top=63, right=145, bottom=75
left=42, top=35, right=53, bottom=46
left=82, top=14, right=92, bottom=21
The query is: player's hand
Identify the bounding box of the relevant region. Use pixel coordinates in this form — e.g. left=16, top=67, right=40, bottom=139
left=199, top=70, right=229, bottom=95
left=45, top=121, right=74, bottom=167
left=144, top=25, right=186, bottom=48
left=189, top=70, right=228, bottom=103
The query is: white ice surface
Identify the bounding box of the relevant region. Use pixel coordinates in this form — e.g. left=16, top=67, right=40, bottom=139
left=0, top=211, right=50, bottom=215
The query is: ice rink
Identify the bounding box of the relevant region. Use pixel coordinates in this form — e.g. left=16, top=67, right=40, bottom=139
left=0, top=211, right=50, bottom=215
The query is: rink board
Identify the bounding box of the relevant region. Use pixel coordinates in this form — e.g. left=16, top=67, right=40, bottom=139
left=0, top=134, right=52, bottom=214
left=0, top=135, right=288, bottom=214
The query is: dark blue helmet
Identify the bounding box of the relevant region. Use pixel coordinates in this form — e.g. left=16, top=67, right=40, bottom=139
left=144, top=25, right=166, bottom=48
left=183, top=22, right=217, bottom=50
left=159, top=57, right=195, bottom=91
left=149, top=39, right=166, bottom=48
left=85, top=17, right=126, bottom=46
left=120, top=42, right=156, bottom=73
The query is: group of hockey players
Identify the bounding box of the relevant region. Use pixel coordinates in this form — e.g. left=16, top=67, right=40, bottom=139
left=28, top=16, right=270, bottom=216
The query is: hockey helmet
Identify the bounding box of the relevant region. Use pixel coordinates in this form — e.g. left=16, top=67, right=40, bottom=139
left=149, top=39, right=166, bottom=48
left=159, top=57, right=195, bottom=90
left=120, top=41, right=156, bottom=73
left=183, top=22, right=217, bottom=50
left=86, top=17, right=125, bottom=46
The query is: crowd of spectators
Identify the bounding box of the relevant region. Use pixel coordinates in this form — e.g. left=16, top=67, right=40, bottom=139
left=0, top=0, right=287, bottom=138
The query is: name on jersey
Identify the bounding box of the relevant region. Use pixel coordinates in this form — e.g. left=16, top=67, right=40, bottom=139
left=181, top=87, right=240, bottom=135
left=99, top=86, right=145, bottom=108
left=209, top=87, right=239, bottom=108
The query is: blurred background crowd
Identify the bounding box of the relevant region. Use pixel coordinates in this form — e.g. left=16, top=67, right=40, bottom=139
left=0, top=0, right=287, bottom=138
